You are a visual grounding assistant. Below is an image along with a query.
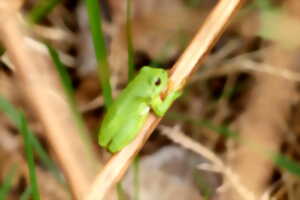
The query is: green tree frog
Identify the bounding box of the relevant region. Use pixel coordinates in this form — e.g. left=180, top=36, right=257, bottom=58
left=99, top=66, right=182, bottom=153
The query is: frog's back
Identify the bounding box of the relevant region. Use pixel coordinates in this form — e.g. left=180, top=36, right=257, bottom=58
left=98, top=80, right=151, bottom=147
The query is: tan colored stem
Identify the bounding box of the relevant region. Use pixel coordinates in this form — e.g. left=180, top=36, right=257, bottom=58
left=0, top=2, right=100, bottom=200
left=86, top=0, right=245, bottom=199
left=222, top=46, right=298, bottom=200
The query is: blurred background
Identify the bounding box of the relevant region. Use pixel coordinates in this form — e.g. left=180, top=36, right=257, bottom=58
left=1, top=0, right=300, bottom=199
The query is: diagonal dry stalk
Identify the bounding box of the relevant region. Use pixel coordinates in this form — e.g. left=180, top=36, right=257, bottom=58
left=221, top=0, right=300, bottom=198
left=221, top=46, right=298, bottom=200
left=86, top=0, right=245, bottom=199
left=0, top=1, right=100, bottom=200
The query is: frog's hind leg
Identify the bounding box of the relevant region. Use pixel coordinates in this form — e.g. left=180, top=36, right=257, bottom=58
left=108, top=116, right=147, bottom=153
left=99, top=121, right=119, bottom=148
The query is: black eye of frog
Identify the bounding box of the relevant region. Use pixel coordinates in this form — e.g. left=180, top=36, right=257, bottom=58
left=155, top=78, right=161, bottom=86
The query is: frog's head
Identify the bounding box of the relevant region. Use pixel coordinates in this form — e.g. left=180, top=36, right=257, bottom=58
left=140, top=66, right=168, bottom=97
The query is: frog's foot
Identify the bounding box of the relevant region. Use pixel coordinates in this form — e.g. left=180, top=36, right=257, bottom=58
left=108, top=129, right=140, bottom=153
left=99, top=131, right=113, bottom=148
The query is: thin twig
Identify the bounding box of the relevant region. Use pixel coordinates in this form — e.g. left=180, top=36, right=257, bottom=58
left=86, top=0, right=245, bottom=199
left=159, top=125, right=256, bottom=200
left=193, top=57, right=300, bottom=82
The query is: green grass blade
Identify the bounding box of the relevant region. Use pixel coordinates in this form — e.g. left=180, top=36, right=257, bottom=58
left=0, top=46, right=5, bottom=57
left=272, top=153, right=300, bottom=177
left=20, top=186, right=32, bottom=200
left=184, top=0, right=203, bottom=8
left=167, top=112, right=238, bottom=138
left=255, top=0, right=273, bottom=11
left=47, top=44, right=86, bottom=130
left=0, top=96, right=22, bottom=125
left=0, top=165, right=17, bottom=199
left=133, top=156, right=140, bottom=200
left=0, top=96, right=62, bottom=183
left=196, top=120, right=238, bottom=138
left=29, top=133, right=63, bottom=183
left=84, top=0, right=113, bottom=108
left=27, top=0, right=61, bottom=24
left=47, top=45, right=74, bottom=103
left=193, top=171, right=213, bottom=200
left=0, top=96, right=40, bottom=200
left=19, top=113, right=41, bottom=200
left=117, top=183, right=126, bottom=200
left=47, top=45, right=98, bottom=168
left=126, top=0, right=135, bottom=81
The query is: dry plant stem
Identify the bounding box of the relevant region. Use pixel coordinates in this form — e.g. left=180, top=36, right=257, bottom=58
left=194, top=57, right=300, bottom=82
left=222, top=46, right=298, bottom=200
left=169, top=0, right=244, bottom=91
left=86, top=0, right=245, bottom=199
left=159, top=125, right=256, bottom=200
left=222, top=0, right=300, bottom=197
left=0, top=3, right=99, bottom=200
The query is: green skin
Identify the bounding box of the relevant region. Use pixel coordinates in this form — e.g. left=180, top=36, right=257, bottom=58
left=99, top=66, right=182, bottom=153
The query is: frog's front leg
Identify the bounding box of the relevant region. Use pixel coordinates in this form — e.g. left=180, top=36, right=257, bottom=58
left=150, top=90, right=182, bottom=117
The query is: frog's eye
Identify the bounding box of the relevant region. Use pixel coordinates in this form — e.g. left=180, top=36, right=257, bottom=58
left=155, top=78, right=161, bottom=86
